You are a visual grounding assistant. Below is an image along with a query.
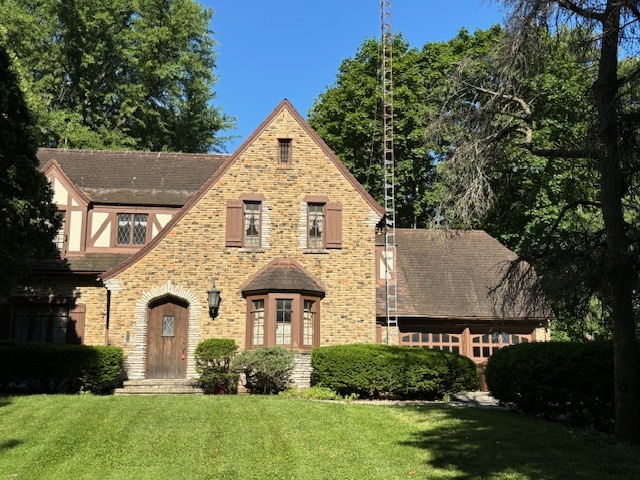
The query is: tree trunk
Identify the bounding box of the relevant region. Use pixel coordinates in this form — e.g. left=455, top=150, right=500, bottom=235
left=596, top=1, right=640, bottom=444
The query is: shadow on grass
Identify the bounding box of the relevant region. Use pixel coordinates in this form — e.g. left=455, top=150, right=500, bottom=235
left=0, top=439, right=23, bottom=452
left=398, top=405, right=639, bottom=480
left=0, top=396, right=11, bottom=408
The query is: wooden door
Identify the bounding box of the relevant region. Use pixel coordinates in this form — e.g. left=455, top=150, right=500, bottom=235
left=147, top=298, right=188, bottom=379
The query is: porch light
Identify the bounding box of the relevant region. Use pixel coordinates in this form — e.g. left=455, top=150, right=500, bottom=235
left=207, top=281, right=221, bottom=318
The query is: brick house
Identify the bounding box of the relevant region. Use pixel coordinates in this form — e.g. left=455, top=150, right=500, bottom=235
left=0, top=100, right=549, bottom=388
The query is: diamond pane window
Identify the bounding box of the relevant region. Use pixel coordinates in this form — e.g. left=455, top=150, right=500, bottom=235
left=275, top=299, right=292, bottom=345
left=162, top=316, right=175, bottom=337
left=133, top=214, right=147, bottom=244
left=244, top=202, right=261, bottom=247
left=117, top=213, right=148, bottom=245
left=117, top=214, right=132, bottom=244
left=308, top=204, right=324, bottom=248
left=252, top=300, right=265, bottom=346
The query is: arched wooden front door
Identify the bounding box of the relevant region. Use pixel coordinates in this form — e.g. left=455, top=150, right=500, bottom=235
left=147, top=297, right=188, bottom=379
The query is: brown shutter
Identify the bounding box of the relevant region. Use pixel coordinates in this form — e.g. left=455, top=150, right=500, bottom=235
left=67, top=303, right=86, bottom=345
left=325, top=202, right=342, bottom=249
left=226, top=199, right=244, bottom=247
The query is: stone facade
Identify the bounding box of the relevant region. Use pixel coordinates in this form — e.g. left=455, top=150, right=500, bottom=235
left=103, top=103, right=382, bottom=379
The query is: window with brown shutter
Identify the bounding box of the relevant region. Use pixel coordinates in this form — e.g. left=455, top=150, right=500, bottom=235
left=278, top=138, right=292, bottom=166
left=227, top=197, right=264, bottom=248
left=225, top=199, right=244, bottom=247
left=325, top=202, right=342, bottom=249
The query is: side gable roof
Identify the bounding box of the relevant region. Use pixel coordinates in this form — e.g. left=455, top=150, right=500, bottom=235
left=101, top=99, right=384, bottom=281
left=379, top=229, right=548, bottom=320
left=37, top=148, right=228, bottom=206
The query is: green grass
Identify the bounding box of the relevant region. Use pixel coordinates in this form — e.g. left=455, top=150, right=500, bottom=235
left=0, top=395, right=638, bottom=479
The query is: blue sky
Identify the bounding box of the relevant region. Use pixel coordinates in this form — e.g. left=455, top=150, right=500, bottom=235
left=206, top=1, right=506, bottom=152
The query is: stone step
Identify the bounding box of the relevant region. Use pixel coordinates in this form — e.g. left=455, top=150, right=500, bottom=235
left=115, top=379, right=205, bottom=395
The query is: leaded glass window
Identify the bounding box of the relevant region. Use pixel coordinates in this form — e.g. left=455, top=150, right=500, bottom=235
left=117, top=213, right=148, bottom=245
left=244, top=202, right=261, bottom=247
left=275, top=299, right=292, bottom=345
left=308, top=204, right=324, bottom=248
left=162, top=316, right=175, bottom=337
left=252, top=300, right=265, bottom=346
left=133, top=214, right=147, bottom=244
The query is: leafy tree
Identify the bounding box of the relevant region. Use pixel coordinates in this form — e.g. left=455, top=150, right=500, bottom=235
left=430, top=1, right=640, bottom=444
left=309, top=29, right=503, bottom=228
left=0, top=0, right=233, bottom=152
left=0, top=43, right=59, bottom=300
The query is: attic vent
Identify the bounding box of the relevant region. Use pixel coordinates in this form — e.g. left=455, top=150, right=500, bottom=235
left=278, top=138, right=291, bottom=164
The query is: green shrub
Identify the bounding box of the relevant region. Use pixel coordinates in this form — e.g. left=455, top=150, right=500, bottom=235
left=78, top=346, right=124, bottom=394
left=280, top=386, right=346, bottom=401
left=232, top=346, right=295, bottom=394
left=311, top=344, right=478, bottom=399
left=194, top=338, right=239, bottom=394
left=0, top=341, right=123, bottom=394
left=485, top=341, right=640, bottom=432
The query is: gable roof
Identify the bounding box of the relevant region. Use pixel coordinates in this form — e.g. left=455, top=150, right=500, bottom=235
left=38, top=148, right=228, bottom=206
left=240, top=258, right=326, bottom=297
left=378, top=229, right=546, bottom=320
left=101, top=99, right=384, bottom=281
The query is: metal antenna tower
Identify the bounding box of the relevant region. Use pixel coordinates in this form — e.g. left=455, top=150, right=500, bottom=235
left=381, top=0, right=398, bottom=339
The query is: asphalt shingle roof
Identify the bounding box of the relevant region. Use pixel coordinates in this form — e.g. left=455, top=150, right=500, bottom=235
left=378, top=229, right=541, bottom=319
left=38, top=148, right=228, bottom=206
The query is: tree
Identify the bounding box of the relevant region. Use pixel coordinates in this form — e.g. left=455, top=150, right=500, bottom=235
left=0, top=0, right=234, bottom=153
left=431, top=1, right=640, bottom=443
left=309, top=29, right=503, bottom=228
left=0, top=43, right=59, bottom=300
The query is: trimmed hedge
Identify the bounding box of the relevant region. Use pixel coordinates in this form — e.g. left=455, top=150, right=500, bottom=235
left=311, top=344, right=478, bottom=399
left=485, top=341, right=640, bottom=432
left=194, top=338, right=239, bottom=394
left=0, top=341, right=123, bottom=394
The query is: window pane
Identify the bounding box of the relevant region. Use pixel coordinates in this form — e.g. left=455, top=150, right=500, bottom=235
left=13, top=305, right=31, bottom=341
left=162, top=316, right=175, bottom=337
left=411, top=333, right=419, bottom=343
left=54, top=217, right=66, bottom=252
left=275, top=299, right=292, bottom=345
left=421, top=332, right=429, bottom=343
left=133, top=214, right=147, bottom=245
left=252, top=300, right=265, bottom=346
left=51, top=305, right=68, bottom=343
left=303, top=300, right=314, bottom=346
left=452, top=336, right=460, bottom=343
left=452, top=346, right=460, bottom=354
left=482, top=346, right=490, bottom=357
left=244, top=202, right=260, bottom=247
left=117, top=214, right=132, bottom=244
left=432, top=333, right=440, bottom=342
left=473, top=346, right=481, bottom=357
left=308, top=204, right=324, bottom=248
left=442, top=333, right=449, bottom=342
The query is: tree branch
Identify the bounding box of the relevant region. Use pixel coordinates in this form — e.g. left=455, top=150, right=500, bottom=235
left=557, top=0, right=605, bottom=22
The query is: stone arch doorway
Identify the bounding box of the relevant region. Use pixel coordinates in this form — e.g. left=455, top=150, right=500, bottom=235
left=146, top=296, right=189, bottom=379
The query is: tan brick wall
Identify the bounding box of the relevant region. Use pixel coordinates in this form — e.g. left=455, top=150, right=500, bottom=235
left=13, top=276, right=107, bottom=345
left=107, top=106, right=380, bottom=376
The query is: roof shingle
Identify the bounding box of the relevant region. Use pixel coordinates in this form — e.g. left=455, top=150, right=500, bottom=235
left=38, top=148, right=228, bottom=206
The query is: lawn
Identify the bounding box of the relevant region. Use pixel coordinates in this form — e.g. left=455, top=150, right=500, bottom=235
left=0, top=395, right=637, bottom=480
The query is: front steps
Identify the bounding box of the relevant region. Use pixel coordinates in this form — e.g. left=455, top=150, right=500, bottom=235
left=115, top=379, right=205, bottom=395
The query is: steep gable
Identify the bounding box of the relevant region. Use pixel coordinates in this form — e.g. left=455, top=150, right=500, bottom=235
left=102, top=99, right=384, bottom=280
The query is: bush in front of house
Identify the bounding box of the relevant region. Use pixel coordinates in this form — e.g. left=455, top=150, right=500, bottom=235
left=194, top=338, right=239, bottom=394
left=0, top=341, right=123, bottom=394
left=232, top=346, right=295, bottom=394
left=310, top=344, right=479, bottom=399
left=485, top=341, right=639, bottom=432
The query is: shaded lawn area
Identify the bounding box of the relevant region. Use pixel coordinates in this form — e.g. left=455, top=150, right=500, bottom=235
left=0, top=395, right=637, bottom=479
